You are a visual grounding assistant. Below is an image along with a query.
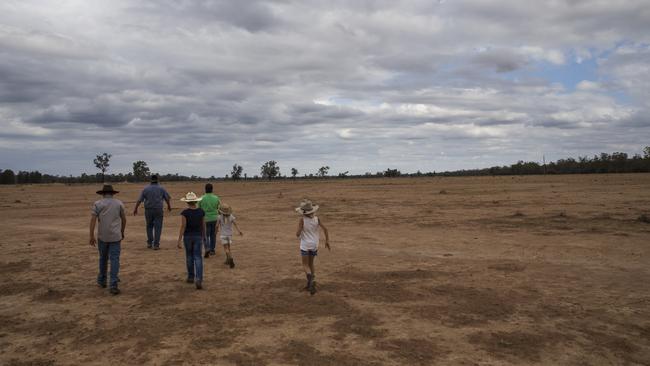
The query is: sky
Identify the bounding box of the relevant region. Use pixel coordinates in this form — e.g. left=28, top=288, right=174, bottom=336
left=1, top=0, right=649, bottom=177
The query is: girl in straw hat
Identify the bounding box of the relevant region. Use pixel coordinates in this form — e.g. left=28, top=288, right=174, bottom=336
left=177, top=192, right=206, bottom=289
left=216, top=203, right=243, bottom=268
left=295, top=199, right=329, bottom=295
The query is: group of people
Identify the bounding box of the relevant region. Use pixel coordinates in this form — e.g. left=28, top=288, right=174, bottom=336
left=89, top=175, right=330, bottom=295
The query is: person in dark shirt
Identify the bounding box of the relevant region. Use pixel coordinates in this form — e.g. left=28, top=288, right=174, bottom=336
left=177, top=192, right=205, bottom=289
left=133, top=174, right=172, bottom=250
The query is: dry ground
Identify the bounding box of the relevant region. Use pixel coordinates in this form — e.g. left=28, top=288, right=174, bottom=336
left=1, top=174, right=649, bottom=365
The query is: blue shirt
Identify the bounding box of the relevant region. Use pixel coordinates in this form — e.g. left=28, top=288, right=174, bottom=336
left=181, top=208, right=205, bottom=235
left=137, top=183, right=170, bottom=210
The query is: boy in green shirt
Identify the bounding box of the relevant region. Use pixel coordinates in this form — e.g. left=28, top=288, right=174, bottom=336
left=199, top=183, right=220, bottom=258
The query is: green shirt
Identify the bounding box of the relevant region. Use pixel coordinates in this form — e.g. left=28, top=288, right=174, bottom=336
left=199, top=193, right=220, bottom=222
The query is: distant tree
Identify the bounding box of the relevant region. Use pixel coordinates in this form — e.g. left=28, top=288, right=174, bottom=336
left=261, top=161, right=280, bottom=180
left=384, top=168, right=401, bottom=177
left=291, top=167, right=298, bottom=179
left=0, top=169, right=15, bottom=184
left=231, top=164, right=243, bottom=180
left=93, top=153, right=112, bottom=183
left=338, top=171, right=349, bottom=178
left=317, top=166, right=329, bottom=177
left=132, top=160, right=150, bottom=181
left=17, top=171, right=30, bottom=184
left=644, top=146, right=650, bottom=159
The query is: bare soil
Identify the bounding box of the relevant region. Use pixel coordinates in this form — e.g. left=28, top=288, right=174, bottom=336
left=1, top=174, right=649, bottom=365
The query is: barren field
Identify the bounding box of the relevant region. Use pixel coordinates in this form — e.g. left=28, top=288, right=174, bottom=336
left=1, top=174, right=649, bottom=365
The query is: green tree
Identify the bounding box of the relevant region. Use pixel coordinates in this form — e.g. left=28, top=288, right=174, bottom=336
left=132, top=160, right=150, bottom=181
left=231, top=164, right=243, bottom=180
left=0, top=169, right=15, bottom=184
left=93, top=153, right=112, bottom=183
left=291, top=168, right=298, bottom=179
left=384, top=168, right=401, bottom=177
left=261, top=161, right=280, bottom=180
left=317, top=166, right=329, bottom=177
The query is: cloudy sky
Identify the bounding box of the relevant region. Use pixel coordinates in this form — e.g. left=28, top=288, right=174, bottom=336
left=1, top=0, right=649, bottom=177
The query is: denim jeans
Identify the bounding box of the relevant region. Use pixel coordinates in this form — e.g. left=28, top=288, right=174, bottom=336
left=97, top=240, right=121, bottom=288
left=145, top=208, right=164, bottom=247
left=184, top=234, right=203, bottom=281
left=205, top=221, right=217, bottom=252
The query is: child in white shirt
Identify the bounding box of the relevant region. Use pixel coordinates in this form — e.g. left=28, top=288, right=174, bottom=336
left=295, top=199, right=330, bottom=295
left=217, top=203, right=243, bottom=268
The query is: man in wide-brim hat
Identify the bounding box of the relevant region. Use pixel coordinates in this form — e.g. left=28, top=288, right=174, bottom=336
left=89, top=184, right=126, bottom=295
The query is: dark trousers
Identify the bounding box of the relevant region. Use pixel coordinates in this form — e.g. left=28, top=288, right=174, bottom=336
left=145, top=208, right=164, bottom=247
left=205, top=221, right=217, bottom=252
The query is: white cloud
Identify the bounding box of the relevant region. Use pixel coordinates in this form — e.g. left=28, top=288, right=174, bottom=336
left=0, top=0, right=649, bottom=175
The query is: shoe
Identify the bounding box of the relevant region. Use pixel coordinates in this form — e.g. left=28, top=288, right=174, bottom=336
left=98, top=282, right=107, bottom=288
left=147, top=245, right=152, bottom=249
left=210, top=250, right=216, bottom=255
left=309, top=281, right=316, bottom=295
left=153, top=246, right=160, bottom=250
left=186, top=278, right=194, bottom=283
left=204, top=252, right=210, bottom=259
left=109, top=287, right=120, bottom=295
left=195, top=281, right=203, bottom=290
left=229, top=258, right=235, bottom=269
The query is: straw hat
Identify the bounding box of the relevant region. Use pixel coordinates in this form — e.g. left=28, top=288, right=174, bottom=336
left=96, top=184, right=119, bottom=195
left=180, top=192, right=202, bottom=202
left=295, top=199, right=319, bottom=215
left=219, top=203, right=232, bottom=215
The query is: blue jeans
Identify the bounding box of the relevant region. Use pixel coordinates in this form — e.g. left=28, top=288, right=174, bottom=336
left=145, top=208, right=164, bottom=247
left=205, top=221, right=217, bottom=252
left=97, top=240, right=121, bottom=288
left=184, top=235, right=203, bottom=281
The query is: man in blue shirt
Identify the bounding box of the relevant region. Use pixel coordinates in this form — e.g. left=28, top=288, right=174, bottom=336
left=133, top=175, right=171, bottom=250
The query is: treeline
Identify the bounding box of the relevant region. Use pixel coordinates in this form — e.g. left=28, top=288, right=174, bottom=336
left=0, top=171, right=212, bottom=185
left=437, top=150, right=650, bottom=177
left=1, top=147, right=650, bottom=185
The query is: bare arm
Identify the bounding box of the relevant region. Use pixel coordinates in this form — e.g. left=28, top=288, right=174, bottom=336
left=233, top=221, right=243, bottom=236
left=120, top=209, right=127, bottom=240
left=89, top=216, right=97, bottom=246
left=165, top=197, right=172, bottom=212
left=296, top=217, right=304, bottom=238
left=177, top=216, right=186, bottom=248
left=319, top=217, right=330, bottom=250
left=133, top=201, right=141, bottom=216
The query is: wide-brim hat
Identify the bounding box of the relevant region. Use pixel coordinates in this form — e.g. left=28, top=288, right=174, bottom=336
left=96, top=184, right=119, bottom=195
left=295, top=199, right=318, bottom=215
left=180, top=192, right=202, bottom=202
left=219, top=203, right=232, bottom=215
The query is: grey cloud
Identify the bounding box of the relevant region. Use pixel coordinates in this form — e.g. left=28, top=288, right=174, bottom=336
left=0, top=1, right=649, bottom=176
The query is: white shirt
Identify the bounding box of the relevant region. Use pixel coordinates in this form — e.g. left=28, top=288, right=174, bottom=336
left=218, top=214, right=236, bottom=237
left=300, top=216, right=319, bottom=251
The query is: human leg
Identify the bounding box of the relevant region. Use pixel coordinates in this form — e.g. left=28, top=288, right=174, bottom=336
left=97, top=240, right=108, bottom=287
left=183, top=236, right=195, bottom=281
left=108, top=242, right=121, bottom=290
left=205, top=221, right=216, bottom=255
left=192, top=236, right=203, bottom=289
left=144, top=209, right=154, bottom=247
left=153, top=209, right=163, bottom=248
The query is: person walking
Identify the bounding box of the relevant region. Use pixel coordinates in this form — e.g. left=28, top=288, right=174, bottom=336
left=198, top=183, right=220, bottom=258
left=89, top=184, right=126, bottom=295
left=133, top=174, right=171, bottom=250
left=177, top=192, right=206, bottom=289
left=295, top=199, right=330, bottom=295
